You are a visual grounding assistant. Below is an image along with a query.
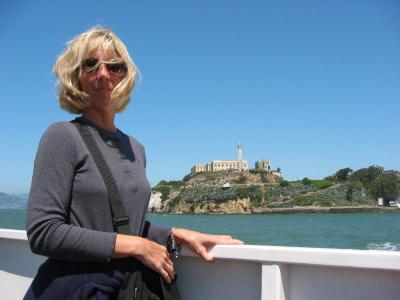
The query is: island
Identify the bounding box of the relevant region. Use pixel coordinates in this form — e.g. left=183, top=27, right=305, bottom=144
left=149, top=165, right=400, bottom=214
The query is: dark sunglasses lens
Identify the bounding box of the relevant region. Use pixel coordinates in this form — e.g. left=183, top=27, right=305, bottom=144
left=107, top=63, right=127, bottom=74
left=82, top=58, right=98, bottom=70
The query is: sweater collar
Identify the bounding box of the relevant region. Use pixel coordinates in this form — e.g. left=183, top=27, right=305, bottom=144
left=76, top=116, right=124, bottom=141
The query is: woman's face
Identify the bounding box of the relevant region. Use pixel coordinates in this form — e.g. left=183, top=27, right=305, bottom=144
left=79, top=48, right=126, bottom=112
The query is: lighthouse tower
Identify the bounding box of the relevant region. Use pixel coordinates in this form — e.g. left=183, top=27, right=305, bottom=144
left=237, top=143, right=243, bottom=171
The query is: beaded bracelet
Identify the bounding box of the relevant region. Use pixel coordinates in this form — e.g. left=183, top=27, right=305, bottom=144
left=168, top=227, right=182, bottom=258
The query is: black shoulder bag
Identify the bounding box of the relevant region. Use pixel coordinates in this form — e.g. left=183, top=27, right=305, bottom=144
left=73, top=121, right=180, bottom=300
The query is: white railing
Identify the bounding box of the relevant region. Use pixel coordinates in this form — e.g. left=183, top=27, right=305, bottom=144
left=1, top=229, right=400, bottom=300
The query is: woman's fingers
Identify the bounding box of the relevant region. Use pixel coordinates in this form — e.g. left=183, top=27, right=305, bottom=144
left=135, top=238, right=175, bottom=283
left=217, top=235, right=233, bottom=239
left=172, top=228, right=244, bottom=263
left=214, top=237, right=244, bottom=245
left=161, top=260, right=175, bottom=282
left=160, top=268, right=172, bottom=283
left=197, top=247, right=214, bottom=263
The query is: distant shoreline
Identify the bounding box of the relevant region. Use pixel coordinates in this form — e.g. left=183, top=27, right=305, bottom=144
left=151, top=206, right=400, bottom=215
left=251, top=205, right=400, bottom=214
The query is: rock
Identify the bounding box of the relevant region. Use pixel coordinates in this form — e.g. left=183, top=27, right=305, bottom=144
left=148, top=192, right=163, bottom=212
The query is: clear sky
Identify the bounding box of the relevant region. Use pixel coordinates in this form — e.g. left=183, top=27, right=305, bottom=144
left=1, top=0, right=399, bottom=193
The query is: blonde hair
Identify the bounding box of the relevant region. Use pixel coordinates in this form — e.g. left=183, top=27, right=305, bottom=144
left=54, top=26, right=138, bottom=114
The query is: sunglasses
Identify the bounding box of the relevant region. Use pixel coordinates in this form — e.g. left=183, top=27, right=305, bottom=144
left=81, top=58, right=127, bottom=75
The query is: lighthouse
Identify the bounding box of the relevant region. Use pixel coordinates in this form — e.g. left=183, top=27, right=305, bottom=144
left=237, top=143, right=243, bottom=171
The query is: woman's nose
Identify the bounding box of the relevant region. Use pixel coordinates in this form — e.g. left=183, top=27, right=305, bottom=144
left=96, top=63, right=110, bottom=80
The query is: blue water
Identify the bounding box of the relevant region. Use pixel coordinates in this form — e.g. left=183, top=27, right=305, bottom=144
left=2, top=209, right=399, bottom=251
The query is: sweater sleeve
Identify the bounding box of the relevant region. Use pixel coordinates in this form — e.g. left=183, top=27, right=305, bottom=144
left=26, top=123, right=116, bottom=262
left=143, top=221, right=171, bottom=246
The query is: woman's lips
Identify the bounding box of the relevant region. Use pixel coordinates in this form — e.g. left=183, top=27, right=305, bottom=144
left=95, top=87, right=112, bottom=92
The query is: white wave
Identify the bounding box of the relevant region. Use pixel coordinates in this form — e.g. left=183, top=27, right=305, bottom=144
left=367, top=242, right=400, bottom=251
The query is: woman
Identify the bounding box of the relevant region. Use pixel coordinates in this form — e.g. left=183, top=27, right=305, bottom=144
left=25, top=26, right=242, bottom=299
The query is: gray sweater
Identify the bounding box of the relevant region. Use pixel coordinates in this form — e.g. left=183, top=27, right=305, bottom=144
left=26, top=117, right=170, bottom=263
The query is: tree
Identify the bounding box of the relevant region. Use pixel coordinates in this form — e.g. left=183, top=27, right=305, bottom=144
left=301, top=177, right=312, bottom=185
left=335, top=167, right=353, bottom=182
left=350, top=166, right=384, bottom=187
left=277, top=167, right=281, bottom=173
left=368, top=171, right=400, bottom=204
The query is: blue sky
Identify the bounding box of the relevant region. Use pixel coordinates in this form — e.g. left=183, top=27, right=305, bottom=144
left=1, top=0, right=399, bottom=193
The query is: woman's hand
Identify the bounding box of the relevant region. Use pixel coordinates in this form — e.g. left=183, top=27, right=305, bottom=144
left=113, top=234, right=175, bottom=283
left=172, top=228, right=243, bottom=263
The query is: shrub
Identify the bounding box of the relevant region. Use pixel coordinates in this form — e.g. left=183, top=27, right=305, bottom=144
left=233, top=175, right=247, bottom=184
left=311, top=180, right=332, bottom=189
left=280, top=180, right=290, bottom=187
left=183, top=174, right=191, bottom=182
left=346, top=186, right=353, bottom=202
left=235, top=185, right=263, bottom=204
left=260, top=172, right=268, bottom=183
left=247, top=185, right=263, bottom=204
left=324, top=175, right=337, bottom=182
left=169, top=193, right=182, bottom=208
left=294, top=196, right=314, bottom=206
left=301, top=177, right=312, bottom=185
left=167, top=180, right=184, bottom=188
left=205, top=171, right=225, bottom=181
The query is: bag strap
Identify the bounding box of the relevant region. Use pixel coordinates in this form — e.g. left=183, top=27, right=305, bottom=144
left=73, top=120, right=131, bottom=235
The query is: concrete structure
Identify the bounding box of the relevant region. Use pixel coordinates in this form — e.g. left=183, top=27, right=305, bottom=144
left=191, top=143, right=249, bottom=174
left=191, top=160, right=249, bottom=173
left=1, top=228, right=400, bottom=300
left=255, top=160, right=271, bottom=172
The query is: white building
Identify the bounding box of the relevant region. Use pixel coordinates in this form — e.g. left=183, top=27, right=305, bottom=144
left=191, top=144, right=249, bottom=173
left=191, top=160, right=249, bottom=173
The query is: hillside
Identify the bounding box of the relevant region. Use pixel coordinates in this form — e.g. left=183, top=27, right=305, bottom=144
left=149, top=169, right=378, bottom=214
left=0, top=192, right=28, bottom=209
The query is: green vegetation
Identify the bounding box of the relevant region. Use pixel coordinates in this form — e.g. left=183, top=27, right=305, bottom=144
left=279, top=180, right=290, bottom=187
left=179, top=185, right=263, bottom=204
left=311, top=180, right=332, bottom=189
left=233, top=174, right=247, bottom=184
left=350, top=166, right=384, bottom=187
left=301, top=177, right=312, bottom=185
left=249, top=169, right=269, bottom=183
left=153, top=184, right=171, bottom=202
left=368, top=171, right=400, bottom=203
left=238, top=185, right=263, bottom=204
left=329, top=165, right=400, bottom=204
left=294, top=196, right=314, bottom=206
left=204, top=171, right=225, bottom=181
left=324, top=175, right=337, bottom=182
left=169, top=192, right=182, bottom=208
left=153, top=180, right=184, bottom=202
left=335, top=167, right=353, bottom=182
left=182, top=172, right=207, bottom=182
left=260, top=172, right=268, bottom=183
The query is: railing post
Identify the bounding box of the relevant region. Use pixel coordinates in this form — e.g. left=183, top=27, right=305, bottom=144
left=261, top=262, right=288, bottom=300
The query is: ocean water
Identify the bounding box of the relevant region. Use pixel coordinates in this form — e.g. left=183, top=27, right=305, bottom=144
left=1, top=209, right=399, bottom=251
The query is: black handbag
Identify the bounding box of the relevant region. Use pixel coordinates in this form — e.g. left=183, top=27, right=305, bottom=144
left=74, top=120, right=181, bottom=300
